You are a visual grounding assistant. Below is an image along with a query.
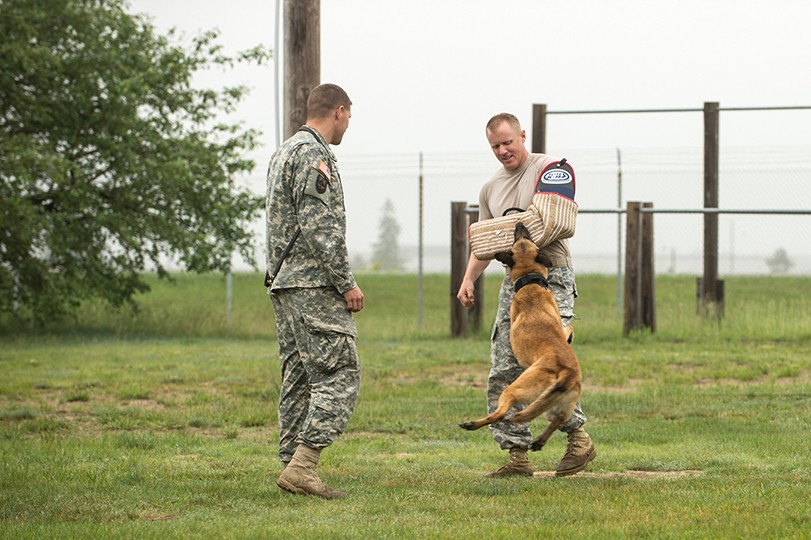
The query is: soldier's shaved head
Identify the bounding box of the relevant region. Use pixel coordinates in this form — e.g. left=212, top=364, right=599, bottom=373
left=486, top=113, right=521, bottom=135
left=307, top=84, right=352, bottom=120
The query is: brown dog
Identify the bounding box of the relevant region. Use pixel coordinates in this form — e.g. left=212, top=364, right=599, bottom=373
left=459, top=222, right=581, bottom=452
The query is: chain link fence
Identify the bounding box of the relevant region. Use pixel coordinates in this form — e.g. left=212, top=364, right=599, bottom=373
left=301, top=144, right=810, bottom=277
left=239, top=106, right=811, bottom=277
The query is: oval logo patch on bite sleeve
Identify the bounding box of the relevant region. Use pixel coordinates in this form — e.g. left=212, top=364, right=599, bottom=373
left=535, top=158, right=576, bottom=201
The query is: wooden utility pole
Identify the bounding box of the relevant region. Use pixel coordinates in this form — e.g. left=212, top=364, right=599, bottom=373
left=283, top=0, right=320, bottom=139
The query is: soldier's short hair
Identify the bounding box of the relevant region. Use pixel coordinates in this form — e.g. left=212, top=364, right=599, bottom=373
left=486, top=113, right=522, bottom=134
left=307, top=84, right=352, bottom=119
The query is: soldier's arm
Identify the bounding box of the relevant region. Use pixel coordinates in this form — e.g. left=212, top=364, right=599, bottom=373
left=293, top=154, right=357, bottom=294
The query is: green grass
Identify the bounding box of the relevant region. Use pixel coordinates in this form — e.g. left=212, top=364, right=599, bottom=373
left=1, top=273, right=810, bottom=539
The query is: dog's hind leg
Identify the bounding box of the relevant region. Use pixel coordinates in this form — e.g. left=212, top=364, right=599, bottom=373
left=510, top=386, right=555, bottom=425
left=529, top=415, right=565, bottom=451
left=458, top=395, right=517, bottom=431
left=511, top=369, right=578, bottom=425
left=459, top=365, right=549, bottom=431
left=528, top=396, right=579, bottom=451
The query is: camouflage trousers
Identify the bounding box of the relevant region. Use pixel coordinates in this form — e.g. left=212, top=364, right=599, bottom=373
left=488, top=266, right=587, bottom=450
left=270, top=287, right=360, bottom=463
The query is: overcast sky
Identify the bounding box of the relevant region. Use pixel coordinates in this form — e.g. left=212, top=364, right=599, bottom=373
left=130, top=0, right=811, bottom=148
left=128, top=1, right=811, bottom=272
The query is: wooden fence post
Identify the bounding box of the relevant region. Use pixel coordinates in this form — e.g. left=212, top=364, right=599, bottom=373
left=451, top=202, right=469, bottom=337
left=624, top=201, right=656, bottom=334
left=700, top=101, right=723, bottom=317
left=532, top=104, right=547, bottom=154
left=623, top=202, right=641, bottom=335
left=451, top=202, right=484, bottom=336
left=640, top=202, right=656, bottom=332
left=468, top=210, right=484, bottom=332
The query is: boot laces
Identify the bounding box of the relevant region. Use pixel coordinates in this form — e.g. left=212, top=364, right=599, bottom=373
left=566, top=432, right=589, bottom=455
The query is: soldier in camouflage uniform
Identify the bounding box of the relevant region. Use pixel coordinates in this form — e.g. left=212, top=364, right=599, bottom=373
left=266, top=83, right=364, bottom=499
left=457, top=113, right=597, bottom=477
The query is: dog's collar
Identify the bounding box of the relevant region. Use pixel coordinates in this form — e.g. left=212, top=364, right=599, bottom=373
left=513, top=273, right=549, bottom=292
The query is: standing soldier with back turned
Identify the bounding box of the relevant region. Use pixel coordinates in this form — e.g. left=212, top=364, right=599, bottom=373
left=266, top=83, right=364, bottom=499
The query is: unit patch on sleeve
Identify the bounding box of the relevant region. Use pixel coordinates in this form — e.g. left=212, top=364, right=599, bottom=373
left=304, top=160, right=333, bottom=203
left=316, top=175, right=328, bottom=194
left=315, top=161, right=331, bottom=193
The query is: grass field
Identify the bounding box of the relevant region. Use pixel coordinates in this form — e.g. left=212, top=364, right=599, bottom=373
left=1, top=273, right=810, bottom=539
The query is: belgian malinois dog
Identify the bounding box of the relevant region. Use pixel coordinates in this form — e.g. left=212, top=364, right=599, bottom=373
left=459, top=222, right=581, bottom=452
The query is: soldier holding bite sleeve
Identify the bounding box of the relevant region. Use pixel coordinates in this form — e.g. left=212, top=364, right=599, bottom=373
left=266, top=83, right=363, bottom=499
left=457, top=113, right=597, bottom=477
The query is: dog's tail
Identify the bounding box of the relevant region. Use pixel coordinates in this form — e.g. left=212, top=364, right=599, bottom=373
left=511, top=369, right=580, bottom=425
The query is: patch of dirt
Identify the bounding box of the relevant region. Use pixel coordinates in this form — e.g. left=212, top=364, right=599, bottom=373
left=533, top=470, right=703, bottom=479
left=693, top=376, right=770, bottom=388
left=776, top=369, right=811, bottom=385
left=582, top=379, right=648, bottom=394
left=122, top=398, right=165, bottom=411
left=438, top=364, right=488, bottom=390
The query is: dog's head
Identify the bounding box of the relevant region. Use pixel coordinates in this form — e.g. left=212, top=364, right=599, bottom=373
left=494, top=222, right=553, bottom=279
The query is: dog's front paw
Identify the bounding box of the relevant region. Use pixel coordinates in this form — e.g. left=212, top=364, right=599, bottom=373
left=458, top=421, right=478, bottom=431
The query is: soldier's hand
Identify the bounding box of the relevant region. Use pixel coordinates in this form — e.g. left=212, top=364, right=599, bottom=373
left=457, top=279, right=475, bottom=308
left=344, top=286, right=364, bottom=312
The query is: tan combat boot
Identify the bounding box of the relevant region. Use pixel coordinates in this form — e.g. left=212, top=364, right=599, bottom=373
left=277, top=444, right=346, bottom=499
left=555, top=427, right=597, bottom=477
left=486, top=447, right=533, bottom=477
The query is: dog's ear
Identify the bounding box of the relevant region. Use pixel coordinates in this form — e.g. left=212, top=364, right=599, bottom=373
left=536, top=251, right=554, bottom=269
left=495, top=251, right=514, bottom=267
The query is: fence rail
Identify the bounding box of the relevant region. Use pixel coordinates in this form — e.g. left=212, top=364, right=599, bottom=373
left=451, top=202, right=810, bottom=337
left=580, top=208, right=811, bottom=215
left=545, top=105, right=811, bottom=115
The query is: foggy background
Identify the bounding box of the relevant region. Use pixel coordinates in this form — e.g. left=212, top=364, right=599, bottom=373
left=129, top=0, right=811, bottom=275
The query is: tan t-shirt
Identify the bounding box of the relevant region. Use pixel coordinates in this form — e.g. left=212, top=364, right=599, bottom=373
left=478, top=153, right=572, bottom=266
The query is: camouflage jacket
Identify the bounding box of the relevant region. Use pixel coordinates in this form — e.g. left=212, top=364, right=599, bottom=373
left=265, top=126, right=356, bottom=293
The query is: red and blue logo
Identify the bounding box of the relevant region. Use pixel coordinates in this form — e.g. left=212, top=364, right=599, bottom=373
left=535, top=158, right=575, bottom=201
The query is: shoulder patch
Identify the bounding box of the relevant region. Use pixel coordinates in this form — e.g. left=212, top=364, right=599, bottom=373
left=315, top=161, right=331, bottom=194
left=304, top=160, right=333, bottom=204
left=317, top=161, right=332, bottom=181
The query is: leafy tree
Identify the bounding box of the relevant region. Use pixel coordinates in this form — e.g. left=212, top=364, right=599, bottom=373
left=0, top=0, right=269, bottom=321
left=370, top=198, right=404, bottom=272
left=765, top=248, right=793, bottom=274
